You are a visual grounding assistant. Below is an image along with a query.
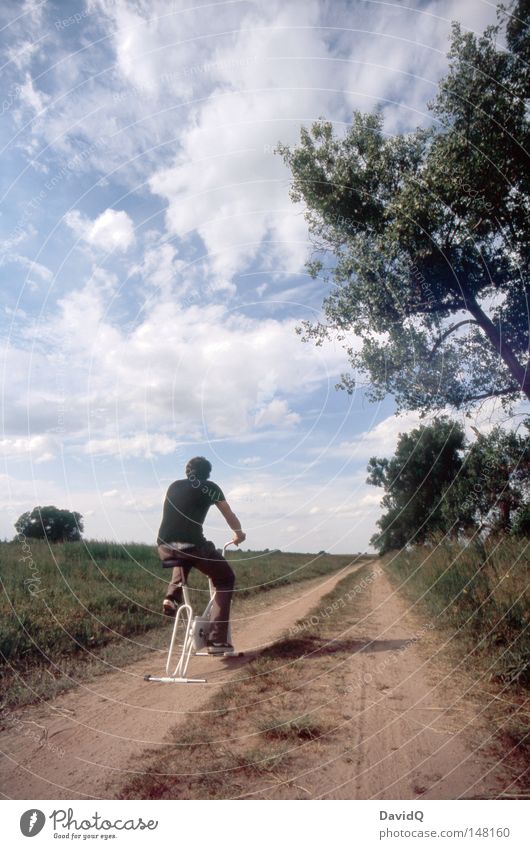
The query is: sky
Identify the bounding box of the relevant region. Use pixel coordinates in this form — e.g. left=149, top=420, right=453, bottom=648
left=0, top=0, right=518, bottom=553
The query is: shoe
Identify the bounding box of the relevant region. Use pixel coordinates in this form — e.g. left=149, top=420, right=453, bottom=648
left=207, top=640, right=235, bottom=655
left=162, top=599, right=177, bottom=617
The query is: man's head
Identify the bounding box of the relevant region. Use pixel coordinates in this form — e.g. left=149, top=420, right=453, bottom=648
left=185, top=456, right=212, bottom=481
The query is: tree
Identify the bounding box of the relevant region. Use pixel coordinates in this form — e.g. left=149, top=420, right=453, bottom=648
left=368, top=419, right=529, bottom=552
left=15, top=506, right=84, bottom=543
left=279, top=1, right=529, bottom=413
left=441, top=423, right=530, bottom=535
left=367, top=418, right=466, bottom=553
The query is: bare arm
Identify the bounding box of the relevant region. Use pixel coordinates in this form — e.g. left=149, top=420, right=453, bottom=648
left=215, top=500, right=246, bottom=545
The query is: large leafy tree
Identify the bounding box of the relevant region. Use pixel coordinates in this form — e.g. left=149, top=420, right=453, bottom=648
left=15, top=506, right=84, bottom=543
left=367, top=418, right=466, bottom=553
left=441, top=423, right=530, bottom=535
left=368, top=419, right=530, bottom=553
left=279, top=1, right=529, bottom=412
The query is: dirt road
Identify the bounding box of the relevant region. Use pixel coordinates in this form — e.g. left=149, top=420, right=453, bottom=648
left=264, top=567, right=520, bottom=800
left=0, top=563, right=362, bottom=799
left=0, top=563, right=520, bottom=800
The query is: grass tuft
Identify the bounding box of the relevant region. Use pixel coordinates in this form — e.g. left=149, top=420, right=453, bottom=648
left=258, top=714, right=326, bottom=741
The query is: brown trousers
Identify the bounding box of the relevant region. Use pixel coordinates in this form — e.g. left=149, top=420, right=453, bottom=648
left=158, top=540, right=235, bottom=643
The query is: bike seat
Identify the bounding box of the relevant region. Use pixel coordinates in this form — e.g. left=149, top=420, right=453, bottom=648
left=160, top=557, right=191, bottom=581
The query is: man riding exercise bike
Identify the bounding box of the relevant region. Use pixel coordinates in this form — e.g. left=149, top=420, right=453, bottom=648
left=157, top=456, right=246, bottom=655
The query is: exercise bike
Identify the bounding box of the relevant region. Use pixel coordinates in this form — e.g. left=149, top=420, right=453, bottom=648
left=145, top=541, right=242, bottom=685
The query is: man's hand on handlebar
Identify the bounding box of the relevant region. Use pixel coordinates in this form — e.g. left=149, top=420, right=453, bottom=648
left=215, top=501, right=246, bottom=546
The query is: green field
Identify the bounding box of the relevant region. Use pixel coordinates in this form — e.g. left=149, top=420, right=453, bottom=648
left=0, top=539, right=368, bottom=709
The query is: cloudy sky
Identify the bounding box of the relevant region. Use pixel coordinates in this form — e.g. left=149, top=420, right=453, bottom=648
left=1, top=0, right=509, bottom=552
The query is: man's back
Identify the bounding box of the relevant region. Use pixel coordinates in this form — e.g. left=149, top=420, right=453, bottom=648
left=157, top=477, right=225, bottom=546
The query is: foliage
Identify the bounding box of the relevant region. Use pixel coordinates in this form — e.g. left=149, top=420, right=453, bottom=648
left=279, top=1, right=530, bottom=412
left=367, top=417, right=466, bottom=553
left=441, top=423, right=530, bottom=534
left=368, top=418, right=530, bottom=553
left=511, top=501, right=530, bottom=536
left=14, top=505, right=84, bottom=543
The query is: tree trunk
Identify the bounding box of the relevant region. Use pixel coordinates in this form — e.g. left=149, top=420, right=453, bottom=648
left=498, top=497, right=511, bottom=532
left=463, top=290, right=530, bottom=400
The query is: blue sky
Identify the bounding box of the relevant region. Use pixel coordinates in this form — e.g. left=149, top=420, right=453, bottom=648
left=0, top=0, right=510, bottom=552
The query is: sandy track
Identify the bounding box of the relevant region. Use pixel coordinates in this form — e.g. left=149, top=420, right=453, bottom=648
left=261, top=568, right=519, bottom=800
left=0, top=563, right=362, bottom=799
left=332, top=569, right=518, bottom=800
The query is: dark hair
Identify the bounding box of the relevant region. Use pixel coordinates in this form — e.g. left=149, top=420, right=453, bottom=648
left=185, top=456, right=212, bottom=480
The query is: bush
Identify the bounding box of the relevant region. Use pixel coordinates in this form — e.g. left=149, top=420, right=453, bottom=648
left=14, top=506, right=83, bottom=542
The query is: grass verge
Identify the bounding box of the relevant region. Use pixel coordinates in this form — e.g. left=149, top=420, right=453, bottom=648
left=384, top=535, right=529, bottom=757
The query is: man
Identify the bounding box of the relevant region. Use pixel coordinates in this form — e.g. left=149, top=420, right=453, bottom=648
left=157, top=456, right=246, bottom=654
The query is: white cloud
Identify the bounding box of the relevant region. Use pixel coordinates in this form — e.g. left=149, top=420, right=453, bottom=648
left=4, top=1, right=47, bottom=71
left=125, top=0, right=499, bottom=286
left=315, top=397, right=528, bottom=465
left=330, top=411, right=426, bottom=461
left=0, top=435, right=56, bottom=464
left=3, top=253, right=53, bottom=281
left=146, top=1, right=335, bottom=283
left=0, top=462, right=382, bottom=551
left=86, top=433, right=180, bottom=459
left=0, top=471, right=58, bottom=521
left=90, top=0, right=245, bottom=99
left=65, top=208, right=135, bottom=252
left=254, top=399, right=300, bottom=429
left=34, top=452, right=54, bottom=464
left=2, top=0, right=499, bottom=292
left=128, top=242, right=184, bottom=297
left=18, top=71, right=48, bottom=115
left=216, top=468, right=382, bottom=553
left=4, top=281, right=345, bottom=452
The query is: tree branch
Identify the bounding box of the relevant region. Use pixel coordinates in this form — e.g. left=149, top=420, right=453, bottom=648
left=416, top=299, right=464, bottom=315
left=429, top=319, right=478, bottom=358
left=461, top=386, right=519, bottom=403
left=462, top=286, right=530, bottom=400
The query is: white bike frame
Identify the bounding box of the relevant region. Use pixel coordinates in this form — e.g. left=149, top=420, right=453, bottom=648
left=145, top=541, right=237, bottom=685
